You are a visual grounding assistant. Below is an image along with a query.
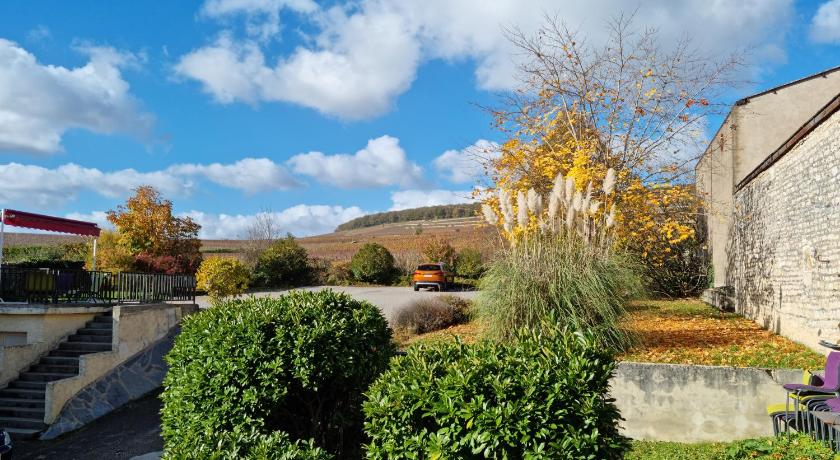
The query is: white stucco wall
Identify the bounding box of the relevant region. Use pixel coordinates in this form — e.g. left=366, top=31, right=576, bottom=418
left=0, top=305, right=109, bottom=386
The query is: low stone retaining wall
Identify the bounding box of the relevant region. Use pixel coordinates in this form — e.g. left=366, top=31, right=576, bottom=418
left=44, top=303, right=197, bottom=425
left=0, top=304, right=110, bottom=387
left=613, top=362, right=802, bottom=442
left=41, top=327, right=178, bottom=439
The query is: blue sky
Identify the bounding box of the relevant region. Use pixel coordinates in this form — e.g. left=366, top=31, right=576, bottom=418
left=0, top=0, right=838, bottom=238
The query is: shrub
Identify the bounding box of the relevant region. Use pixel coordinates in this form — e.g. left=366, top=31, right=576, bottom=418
left=133, top=251, right=202, bottom=275
left=421, top=237, right=455, bottom=266
left=196, top=257, right=250, bottom=303
left=161, top=290, right=395, bottom=459
left=392, top=295, right=471, bottom=334
left=477, top=232, right=642, bottom=351
left=364, top=324, right=629, bottom=459
left=251, top=235, right=311, bottom=288
left=349, top=243, right=395, bottom=284
left=723, top=435, right=835, bottom=459
left=326, top=260, right=353, bottom=285
left=454, top=247, right=484, bottom=279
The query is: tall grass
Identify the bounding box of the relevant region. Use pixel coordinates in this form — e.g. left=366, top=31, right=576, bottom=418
left=477, top=232, right=643, bottom=351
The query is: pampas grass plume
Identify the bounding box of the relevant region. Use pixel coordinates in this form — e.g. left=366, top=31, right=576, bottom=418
left=603, top=168, right=616, bottom=195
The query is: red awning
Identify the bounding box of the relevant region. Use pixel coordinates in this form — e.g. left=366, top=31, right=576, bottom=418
left=2, top=209, right=101, bottom=237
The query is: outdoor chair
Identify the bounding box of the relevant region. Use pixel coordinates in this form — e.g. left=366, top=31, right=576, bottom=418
left=782, top=352, right=840, bottom=434
left=767, top=370, right=830, bottom=435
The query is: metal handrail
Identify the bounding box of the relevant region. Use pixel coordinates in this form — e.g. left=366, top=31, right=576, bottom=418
left=0, top=267, right=196, bottom=305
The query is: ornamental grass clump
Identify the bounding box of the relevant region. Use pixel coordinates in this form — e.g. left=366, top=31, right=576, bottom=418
left=479, top=169, right=642, bottom=351
left=160, top=290, right=395, bottom=459
left=363, top=323, right=630, bottom=459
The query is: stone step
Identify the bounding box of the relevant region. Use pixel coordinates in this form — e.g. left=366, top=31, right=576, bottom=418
left=0, top=415, right=48, bottom=430
left=58, top=342, right=111, bottom=352
left=18, top=372, right=73, bottom=383
left=8, top=380, right=47, bottom=390
left=30, top=363, right=79, bottom=374
left=68, top=333, right=112, bottom=343
left=85, top=321, right=113, bottom=330
left=0, top=397, right=45, bottom=409
left=49, top=349, right=97, bottom=358
left=39, top=356, right=80, bottom=366
left=0, top=388, right=45, bottom=400
left=4, top=426, right=42, bottom=440
left=0, top=405, right=44, bottom=419
left=76, top=327, right=113, bottom=336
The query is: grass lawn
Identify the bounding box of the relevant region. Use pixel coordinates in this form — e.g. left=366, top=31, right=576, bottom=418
left=400, top=298, right=825, bottom=370
left=627, top=436, right=839, bottom=459
left=620, top=299, right=825, bottom=369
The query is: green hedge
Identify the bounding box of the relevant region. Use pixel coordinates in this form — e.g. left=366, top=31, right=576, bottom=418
left=349, top=243, right=395, bottom=284
left=363, top=324, right=629, bottom=459
left=161, top=290, right=395, bottom=459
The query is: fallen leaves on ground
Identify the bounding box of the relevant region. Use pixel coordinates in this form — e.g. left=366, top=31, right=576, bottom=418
left=395, top=321, right=486, bottom=348
left=620, top=299, right=825, bottom=369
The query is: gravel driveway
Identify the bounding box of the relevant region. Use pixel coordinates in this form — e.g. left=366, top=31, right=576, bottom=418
left=196, top=285, right=479, bottom=321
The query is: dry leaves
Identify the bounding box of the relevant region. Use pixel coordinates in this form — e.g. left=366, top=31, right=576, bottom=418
left=621, top=300, right=825, bottom=369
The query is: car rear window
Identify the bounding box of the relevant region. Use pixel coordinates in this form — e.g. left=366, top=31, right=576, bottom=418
left=417, top=264, right=442, bottom=271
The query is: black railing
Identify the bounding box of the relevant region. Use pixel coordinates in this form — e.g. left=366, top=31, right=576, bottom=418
left=0, top=267, right=196, bottom=305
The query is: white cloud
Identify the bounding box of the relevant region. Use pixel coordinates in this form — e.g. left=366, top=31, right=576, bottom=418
left=389, top=189, right=476, bottom=211
left=168, top=158, right=300, bottom=193
left=178, top=0, right=793, bottom=119
left=0, top=39, right=154, bottom=154
left=65, top=211, right=112, bottom=230
left=0, top=157, right=300, bottom=209
left=26, top=25, right=51, bottom=43
left=200, top=0, right=318, bottom=40
left=433, top=139, right=499, bottom=184
left=287, top=135, right=423, bottom=188
left=810, top=0, right=840, bottom=43
left=182, top=205, right=366, bottom=238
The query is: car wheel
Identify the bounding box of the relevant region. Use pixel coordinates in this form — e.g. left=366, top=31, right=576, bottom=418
left=413, top=284, right=419, bottom=291
left=440, top=283, right=446, bottom=292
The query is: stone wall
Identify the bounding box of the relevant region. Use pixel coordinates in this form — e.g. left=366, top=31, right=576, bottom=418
left=612, top=362, right=800, bottom=442
left=40, top=327, right=178, bottom=440
left=728, top=110, right=840, bottom=350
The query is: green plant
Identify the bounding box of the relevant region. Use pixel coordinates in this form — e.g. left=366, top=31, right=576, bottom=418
left=454, top=247, right=484, bottom=279
left=723, top=434, right=835, bottom=459
left=161, top=290, right=395, bottom=459
left=349, top=243, right=395, bottom=284
left=392, top=295, right=471, bottom=334
left=364, top=324, right=629, bottom=459
left=251, top=235, right=311, bottom=288
left=326, top=260, right=353, bottom=285
left=477, top=232, right=642, bottom=351
left=196, top=257, right=250, bottom=303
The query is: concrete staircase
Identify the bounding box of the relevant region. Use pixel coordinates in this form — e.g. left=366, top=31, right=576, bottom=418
left=0, top=311, right=113, bottom=439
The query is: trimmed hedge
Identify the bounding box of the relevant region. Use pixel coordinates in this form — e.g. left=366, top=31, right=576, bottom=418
left=196, top=257, right=250, bottom=303
left=363, top=325, right=629, bottom=459
left=349, top=243, right=395, bottom=284
left=161, top=290, right=395, bottom=459
left=251, top=236, right=311, bottom=288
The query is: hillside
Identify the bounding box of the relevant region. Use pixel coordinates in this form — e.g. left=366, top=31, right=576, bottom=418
left=203, top=216, right=497, bottom=263
left=335, top=203, right=480, bottom=231
left=3, top=215, right=498, bottom=264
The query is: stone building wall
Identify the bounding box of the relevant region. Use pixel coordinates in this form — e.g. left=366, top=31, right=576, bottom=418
left=729, top=109, right=840, bottom=350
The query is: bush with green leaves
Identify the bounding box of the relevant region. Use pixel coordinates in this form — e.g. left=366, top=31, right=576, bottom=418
left=477, top=232, right=643, bottom=351
left=251, top=235, right=311, bottom=288
left=161, top=290, right=395, bottom=459
left=196, top=257, right=250, bottom=303
left=454, top=247, right=484, bottom=279
left=349, top=243, right=395, bottom=284
left=363, top=324, right=629, bottom=459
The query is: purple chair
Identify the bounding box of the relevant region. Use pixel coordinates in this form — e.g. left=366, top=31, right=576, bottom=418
left=783, top=352, right=840, bottom=433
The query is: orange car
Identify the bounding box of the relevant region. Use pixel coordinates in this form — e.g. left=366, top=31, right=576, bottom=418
left=412, top=263, right=455, bottom=291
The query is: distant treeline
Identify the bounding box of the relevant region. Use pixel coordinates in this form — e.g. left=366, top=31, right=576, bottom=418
left=336, top=203, right=480, bottom=231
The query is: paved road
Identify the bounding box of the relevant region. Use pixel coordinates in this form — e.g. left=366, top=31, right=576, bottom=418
left=196, top=285, right=479, bottom=320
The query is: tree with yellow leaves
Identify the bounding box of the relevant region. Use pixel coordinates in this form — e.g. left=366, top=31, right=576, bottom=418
left=481, top=14, right=738, bottom=296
